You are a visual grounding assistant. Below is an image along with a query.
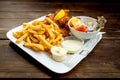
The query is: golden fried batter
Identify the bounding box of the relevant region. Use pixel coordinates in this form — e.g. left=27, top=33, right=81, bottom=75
left=47, top=9, right=70, bottom=37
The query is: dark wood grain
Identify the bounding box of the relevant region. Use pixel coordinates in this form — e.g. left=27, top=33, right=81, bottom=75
left=0, top=0, right=120, bottom=78
left=0, top=39, right=119, bottom=78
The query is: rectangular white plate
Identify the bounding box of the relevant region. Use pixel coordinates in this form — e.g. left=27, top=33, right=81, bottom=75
left=6, top=16, right=102, bottom=74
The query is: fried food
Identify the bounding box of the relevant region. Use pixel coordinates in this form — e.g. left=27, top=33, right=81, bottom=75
left=47, top=9, right=70, bottom=37
left=13, top=17, right=63, bottom=52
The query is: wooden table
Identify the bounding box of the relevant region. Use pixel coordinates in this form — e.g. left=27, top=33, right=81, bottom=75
left=0, top=0, right=120, bottom=78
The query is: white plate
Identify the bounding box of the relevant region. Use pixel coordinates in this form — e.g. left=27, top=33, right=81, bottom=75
left=6, top=16, right=102, bottom=74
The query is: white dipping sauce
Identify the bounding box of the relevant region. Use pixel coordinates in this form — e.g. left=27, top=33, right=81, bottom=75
left=61, top=39, right=84, bottom=53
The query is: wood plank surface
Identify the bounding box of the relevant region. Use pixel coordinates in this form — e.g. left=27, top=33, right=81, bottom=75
left=0, top=40, right=119, bottom=78
left=0, top=0, right=120, bottom=78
